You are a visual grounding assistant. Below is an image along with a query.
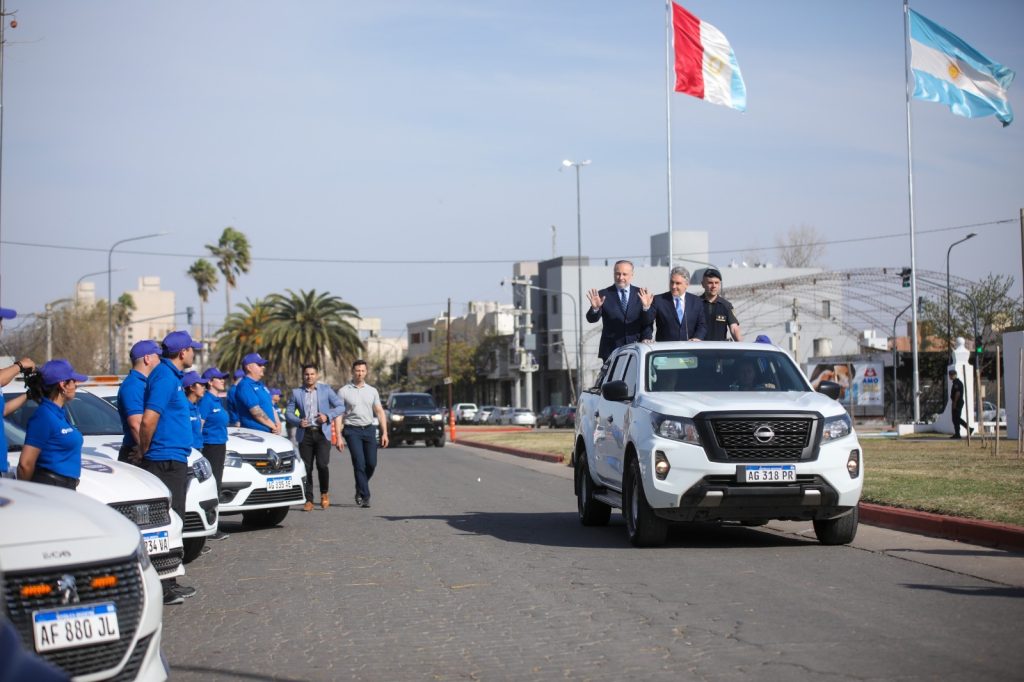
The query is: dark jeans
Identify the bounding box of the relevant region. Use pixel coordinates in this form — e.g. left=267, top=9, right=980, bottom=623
left=118, top=443, right=139, bottom=464
left=31, top=467, right=79, bottom=490
left=343, top=425, right=377, bottom=501
left=299, top=428, right=331, bottom=501
left=141, top=459, right=188, bottom=520
left=202, top=443, right=227, bottom=492
left=952, top=401, right=971, bottom=436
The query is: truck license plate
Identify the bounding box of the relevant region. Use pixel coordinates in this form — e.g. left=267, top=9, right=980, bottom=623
left=142, top=530, right=169, bottom=555
left=266, top=475, right=290, bottom=491
left=410, top=427, right=425, bottom=433
left=739, top=465, right=796, bottom=483
left=33, top=602, right=120, bottom=652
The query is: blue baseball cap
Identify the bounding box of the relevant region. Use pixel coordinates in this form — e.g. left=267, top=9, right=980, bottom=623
left=0, top=307, right=15, bottom=320
left=39, top=359, right=88, bottom=386
left=202, top=367, right=227, bottom=381
left=129, top=339, right=161, bottom=361
left=234, top=369, right=244, bottom=379
left=755, top=335, right=773, bottom=344
left=162, top=330, right=202, bottom=354
left=269, top=388, right=282, bottom=396
left=181, top=371, right=208, bottom=389
left=242, top=352, right=268, bottom=367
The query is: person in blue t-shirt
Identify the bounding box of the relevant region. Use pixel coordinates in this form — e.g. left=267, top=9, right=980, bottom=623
left=225, top=368, right=243, bottom=426
left=140, top=330, right=201, bottom=604
left=235, top=353, right=281, bottom=434
left=0, top=306, right=35, bottom=476
left=116, top=339, right=161, bottom=464
left=17, top=359, right=86, bottom=489
left=198, top=367, right=230, bottom=487
left=182, top=371, right=207, bottom=451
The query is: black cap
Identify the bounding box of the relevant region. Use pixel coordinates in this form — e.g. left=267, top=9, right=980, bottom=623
left=704, top=268, right=723, bottom=280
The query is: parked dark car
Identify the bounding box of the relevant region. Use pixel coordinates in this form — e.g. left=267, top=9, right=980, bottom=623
left=537, top=405, right=563, bottom=428
left=552, top=405, right=576, bottom=428
left=386, top=392, right=446, bottom=447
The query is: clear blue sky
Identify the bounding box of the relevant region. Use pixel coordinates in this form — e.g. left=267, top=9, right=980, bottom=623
left=1, top=0, right=1020, bottom=339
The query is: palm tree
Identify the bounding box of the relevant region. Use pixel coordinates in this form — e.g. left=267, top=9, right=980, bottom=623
left=186, top=258, right=218, bottom=345
left=112, top=293, right=136, bottom=373
left=206, top=226, right=251, bottom=322
left=263, top=289, right=363, bottom=386
left=213, top=298, right=271, bottom=376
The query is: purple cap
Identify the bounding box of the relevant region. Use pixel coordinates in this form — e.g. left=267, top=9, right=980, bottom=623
left=162, top=330, right=202, bottom=354
left=755, top=335, right=772, bottom=344
left=129, top=339, right=161, bottom=361
left=242, top=352, right=268, bottom=367
left=269, top=388, right=282, bottom=396
left=39, top=359, right=88, bottom=385
left=0, top=307, right=16, bottom=320
left=202, top=367, right=227, bottom=381
left=181, top=371, right=208, bottom=389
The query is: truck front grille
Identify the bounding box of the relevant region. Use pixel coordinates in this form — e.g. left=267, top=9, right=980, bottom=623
left=702, top=414, right=820, bottom=462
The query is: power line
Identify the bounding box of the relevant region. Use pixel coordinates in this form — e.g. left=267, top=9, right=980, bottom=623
left=0, top=217, right=1012, bottom=266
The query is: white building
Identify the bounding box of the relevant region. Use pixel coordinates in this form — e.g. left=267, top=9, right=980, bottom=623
left=123, top=276, right=176, bottom=349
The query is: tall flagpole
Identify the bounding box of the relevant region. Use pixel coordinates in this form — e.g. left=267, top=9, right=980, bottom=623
left=665, top=0, right=674, bottom=270
left=902, top=0, right=922, bottom=423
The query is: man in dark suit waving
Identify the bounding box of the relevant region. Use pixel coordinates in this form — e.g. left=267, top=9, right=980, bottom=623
left=586, top=260, right=654, bottom=360
left=646, top=266, right=707, bottom=341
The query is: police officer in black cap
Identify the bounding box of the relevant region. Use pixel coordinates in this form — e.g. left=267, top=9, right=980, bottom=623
left=700, top=268, right=743, bottom=342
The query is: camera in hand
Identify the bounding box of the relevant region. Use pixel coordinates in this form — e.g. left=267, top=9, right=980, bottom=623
left=23, top=367, right=44, bottom=403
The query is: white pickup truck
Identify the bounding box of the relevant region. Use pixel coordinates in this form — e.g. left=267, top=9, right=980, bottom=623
left=573, top=341, right=863, bottom=547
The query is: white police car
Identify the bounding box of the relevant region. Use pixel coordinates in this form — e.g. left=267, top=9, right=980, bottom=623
left=86, top=381, right=304, bottom=528
left=0, top=477, right=168, bottom=680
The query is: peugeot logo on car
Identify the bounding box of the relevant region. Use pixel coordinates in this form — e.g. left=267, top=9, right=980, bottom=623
left=57, top=574, right=79, bottom=605
left=753, top=425, right=775, bottom=443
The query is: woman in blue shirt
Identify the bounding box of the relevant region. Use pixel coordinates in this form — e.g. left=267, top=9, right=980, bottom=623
left=198, top=367, right=230, bottom=490
left=182, top=371, right=208, bottom=451
left=18, top=359, right=87, bottom=489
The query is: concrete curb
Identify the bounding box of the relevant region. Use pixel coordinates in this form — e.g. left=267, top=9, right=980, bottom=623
left=455, top=439, right=1024, bottom=552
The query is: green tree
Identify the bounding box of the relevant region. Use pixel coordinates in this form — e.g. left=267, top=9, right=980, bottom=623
left=213, top=298, right=271, bottom=375
left=262, top=289, right=363, bottom=387
left=186, top=258, right=218, bottom=345
left=206, top=226, right=251, bottom=322
left=408, top=339, right=478, bottom=395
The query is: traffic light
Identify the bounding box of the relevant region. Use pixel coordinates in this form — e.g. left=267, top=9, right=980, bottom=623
left=186, top=306, right=195, bottom=325
left=900, top=267, right=911, bottom=288
left=975, top=335, right=984, bottom=354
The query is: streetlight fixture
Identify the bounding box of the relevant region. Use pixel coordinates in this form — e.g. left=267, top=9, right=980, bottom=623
left=76, top=268, right=121, bottom=304
left=108, top=232, right=167, bottom=373
left=561, top=158, right=590, bottom=397
left=946, top=233, right=976, bottom=356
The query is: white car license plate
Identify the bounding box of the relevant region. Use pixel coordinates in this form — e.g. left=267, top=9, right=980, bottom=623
left=33, top=602, right=120, bottom=653
left=740, top=465, right=796, bottom=483
left=410, top=427, right=425, bottom=433
left=266, top=475, right=291, bottom=491
left=142, top=530, right=169, bottom=555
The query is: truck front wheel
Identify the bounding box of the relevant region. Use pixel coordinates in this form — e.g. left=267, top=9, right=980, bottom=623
left=623, top=456, right=668, bottom=547
left=813, top=507, right=859, bottom=545
left=576, top=459, right=611, bottom=526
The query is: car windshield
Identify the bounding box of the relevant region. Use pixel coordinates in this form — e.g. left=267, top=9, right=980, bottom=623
left=5, top=391, right=125, bottom=435
left=391, top=395, right=437, bottom=410
left=646, top=349, right=809, bottom=393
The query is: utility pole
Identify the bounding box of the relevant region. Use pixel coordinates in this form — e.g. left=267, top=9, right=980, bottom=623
left=446, top=297, right=455, bottom=442
left=787, top=298, right=801, bottom=363
left=551, top=225, right=556, bottom=259
left=523, top=282, right=534, bottom=413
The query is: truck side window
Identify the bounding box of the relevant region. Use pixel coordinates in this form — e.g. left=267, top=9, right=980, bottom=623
left=622, top=356, right=638, bottom=397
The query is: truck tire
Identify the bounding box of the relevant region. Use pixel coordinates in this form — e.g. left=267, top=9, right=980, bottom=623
left=242, top=506, right=290, bottom=528
left=576, top=459, right=611, bottom=526
left=813, top=507, right=859, bottom=545
left=623, top=456, right=668, bottom=547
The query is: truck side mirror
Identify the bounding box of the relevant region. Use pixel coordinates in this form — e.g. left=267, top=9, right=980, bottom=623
left=817, top=380, right=841, bottom=401
left=601, top=380, right=631, bottom=402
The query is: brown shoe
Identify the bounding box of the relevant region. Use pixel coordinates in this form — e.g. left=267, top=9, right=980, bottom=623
left=321, top=493, right=330, bottom=510
left=303, top=501, right=315, bottom=512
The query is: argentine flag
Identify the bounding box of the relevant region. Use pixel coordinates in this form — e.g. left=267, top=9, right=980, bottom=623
left=909, top=9, right=1015, bottom=126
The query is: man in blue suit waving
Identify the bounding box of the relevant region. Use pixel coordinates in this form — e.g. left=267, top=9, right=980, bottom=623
left=585, top=260, right=654, bottom=360
left=286, top=363, right=344, bottom=511
left=646, top=266, right=707, bottom=342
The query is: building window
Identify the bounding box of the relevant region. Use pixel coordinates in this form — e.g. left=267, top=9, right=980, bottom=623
left=821, top=300, right=831, bottom=318
left=551, top=296, right=559, bottom=315
left=411, top=332, right=422, bottom=344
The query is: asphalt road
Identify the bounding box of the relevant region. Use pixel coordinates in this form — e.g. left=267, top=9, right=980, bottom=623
left=163, top=442, right=1024, bottom=681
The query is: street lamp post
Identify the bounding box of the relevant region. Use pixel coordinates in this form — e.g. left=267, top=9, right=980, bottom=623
left=946, top=233, right=976, bottom=356
left=75, top=268, right=120, bottom=304
left=561, top=159, right=590, bottom=397
left=108, top=232, right=166, bottom=373
left=509, top=277, right=579, bottom=404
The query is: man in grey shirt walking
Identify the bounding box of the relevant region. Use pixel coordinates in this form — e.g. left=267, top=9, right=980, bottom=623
left=335, top=359, right=389, bottom=507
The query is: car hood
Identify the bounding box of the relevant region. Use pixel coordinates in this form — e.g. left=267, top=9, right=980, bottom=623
left=635, top=391, right=843, bottom=418
left=0, top=479, right=141, bottom=571
left=77, top=452, right=172, bottom=504
left=226, top=428, right=296, bottom=455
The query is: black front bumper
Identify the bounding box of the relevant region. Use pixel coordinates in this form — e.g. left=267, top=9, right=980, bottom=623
left=657, top=475, right=850, bottom=522
left=390, top=422, right=445, bottom=441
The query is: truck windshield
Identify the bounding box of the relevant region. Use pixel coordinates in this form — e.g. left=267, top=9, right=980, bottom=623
left=646, top=350, right=809, bottom=393
left=391, top=395, right=437, bottom=410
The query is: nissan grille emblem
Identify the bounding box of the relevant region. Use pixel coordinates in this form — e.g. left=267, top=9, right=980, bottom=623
left=57, top=574, right=79, bottom=605
left=753, top=425, right=776, bottom=444
left=133, top=503, right=151, bottom=525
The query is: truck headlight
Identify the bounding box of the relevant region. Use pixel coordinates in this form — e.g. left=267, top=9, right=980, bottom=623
left=652, top=414, right=701, bottom=445
left=390, top=414, right=404, bottom=423
left=822, top=414, right=852, bottom=441
left=430, top=414, right=443, bottom=422
left=225, top=452, right=243, bottom=468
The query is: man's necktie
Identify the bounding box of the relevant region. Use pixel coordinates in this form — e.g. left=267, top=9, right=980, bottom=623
left=620, top=288, right=628, bottom=313
left=675, top=296, right=683, bottom=324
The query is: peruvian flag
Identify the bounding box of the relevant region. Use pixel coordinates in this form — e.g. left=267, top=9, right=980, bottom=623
left=671, top=2, right=747, bottom=112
